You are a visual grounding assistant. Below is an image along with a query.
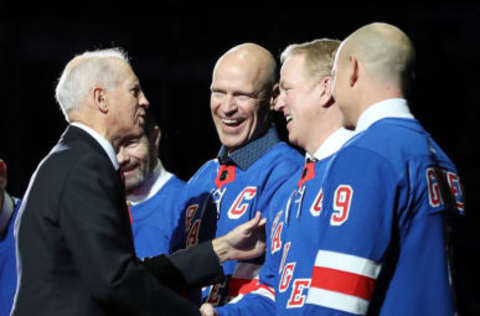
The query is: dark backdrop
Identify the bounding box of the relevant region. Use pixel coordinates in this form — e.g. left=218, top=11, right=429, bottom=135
left=1, top=8, right=479, bottom=314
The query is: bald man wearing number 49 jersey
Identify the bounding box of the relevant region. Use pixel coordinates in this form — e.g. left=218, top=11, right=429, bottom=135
left=300, top=23, right=465, bottom=316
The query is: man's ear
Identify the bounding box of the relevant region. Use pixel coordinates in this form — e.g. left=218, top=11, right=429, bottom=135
left=319, top=76, right=333, bottom=107
left=270, top=83, right=280, bottom=110
left=349, top=56, right=359, bottom=87
left=93, top=87, right=108, bottom=113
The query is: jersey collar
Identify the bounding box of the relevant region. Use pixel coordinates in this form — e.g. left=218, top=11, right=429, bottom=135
left=355, top=98, right=415, bottom=133
left=126, top=159, right=173, bottom=205
left=217, top=126, right=280, bottom=170
left=307, top=128, right=355, bottom=161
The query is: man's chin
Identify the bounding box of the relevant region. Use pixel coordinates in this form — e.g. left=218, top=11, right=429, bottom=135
left=124, top=176, right=143, bottom=192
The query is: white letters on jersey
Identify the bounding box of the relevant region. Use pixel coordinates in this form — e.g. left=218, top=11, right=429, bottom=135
left=426, top=168, right=465, bottom=213
left=279, top=262, right=296, bottom=293
left=287, top=278, right=311, bottom=308
left=426, top=167, right=442, bottom=207
left=446, top=171, right=464, bottom=212
left=330, top=185, right=353, bottom=226
left=227, top=186, right=257, bottom=219
left=271, top=222, right=284, bottom=254
left=310, top=188, right=323, bottom=217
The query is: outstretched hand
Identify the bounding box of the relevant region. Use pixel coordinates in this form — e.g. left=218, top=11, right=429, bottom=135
left=213, top=211, right=266, bottom=263
left=199, top=303, right=218, bottom=316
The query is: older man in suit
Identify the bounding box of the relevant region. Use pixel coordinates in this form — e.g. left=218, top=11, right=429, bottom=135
left=12, top=48, right=266, bottom=316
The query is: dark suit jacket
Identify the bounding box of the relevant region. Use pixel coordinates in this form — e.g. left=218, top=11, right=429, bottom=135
left=12, top=126, right=221, bottom=316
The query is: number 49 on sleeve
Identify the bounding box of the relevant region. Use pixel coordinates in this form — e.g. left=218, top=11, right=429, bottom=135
left=330, top=185, right=353, bottom=226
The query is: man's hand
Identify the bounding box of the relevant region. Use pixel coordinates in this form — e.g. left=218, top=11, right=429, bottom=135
left=212, top=211, right=266, bottom=263
left=0, top=159, right=7, bottom=209
left=199, top=303, right=218, bottom=316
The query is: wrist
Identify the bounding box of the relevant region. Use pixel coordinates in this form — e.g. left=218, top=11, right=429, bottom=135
left=212, top=237, right=231, bottom=264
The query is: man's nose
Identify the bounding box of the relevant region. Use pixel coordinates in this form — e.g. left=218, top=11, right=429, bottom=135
left=139, top=92, right=150, bottom=109
left=117, top=150, right=130, bottom=167
left=273, top=90, right=286, bottom=112
left=221, top=94, right=237, bottom=114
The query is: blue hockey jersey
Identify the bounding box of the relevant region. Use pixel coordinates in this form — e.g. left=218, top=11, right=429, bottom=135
left=129, top=172, right=186, bottom=259
left=0, top=197, right=21, bottom=316
left=183, top=127, right=303, bottom=305
left=303, top=99, right=464, bottom=315
left=217, top=128, right=354, bottom=316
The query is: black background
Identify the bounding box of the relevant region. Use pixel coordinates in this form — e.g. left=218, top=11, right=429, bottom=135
left=1, top=8, right=479, bottom=314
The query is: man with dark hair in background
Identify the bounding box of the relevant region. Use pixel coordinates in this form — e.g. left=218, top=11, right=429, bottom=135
left=117, top=111, right=187, bottom=259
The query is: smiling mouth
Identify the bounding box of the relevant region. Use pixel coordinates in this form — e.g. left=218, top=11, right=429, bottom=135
left=121, top=164, right=138, bottom=173
left=222, top=118, right=244, bottom=127
left=285, top=115, right=293, bottom=123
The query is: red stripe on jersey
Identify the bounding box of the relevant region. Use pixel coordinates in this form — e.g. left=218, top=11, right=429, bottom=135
left=235, top=278, right=276, bottom=297
left=228, top=277, right=253, bottom=297
left=311, top=266, right=375, bottom=300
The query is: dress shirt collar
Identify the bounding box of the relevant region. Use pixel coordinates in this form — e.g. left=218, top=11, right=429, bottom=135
left=126, top=159, right=173, bottom=206
left=355, top=98, right=414, bottom=133
left=71, top=122, right=119, bottom=170
left=0, top=192, right=15, bottom=234
left=217, top=126, right=280, bottom=170
left=306, top=128, right=355, bottom=161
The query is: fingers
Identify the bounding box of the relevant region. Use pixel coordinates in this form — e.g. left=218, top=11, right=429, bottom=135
left=258, top=216, right=267, bottom=227
left=199, top=303, right=217, bottom=316
left=240, top=211, right=262, bottom=233
left=251, top=211, right=267, bottom=229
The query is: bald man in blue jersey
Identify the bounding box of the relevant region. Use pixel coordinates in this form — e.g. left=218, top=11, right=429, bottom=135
left=303, top=23, right=464, bottom=316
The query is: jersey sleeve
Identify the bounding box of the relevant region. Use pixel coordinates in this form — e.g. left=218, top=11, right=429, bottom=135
left=304, top=146, right=400, bottom=315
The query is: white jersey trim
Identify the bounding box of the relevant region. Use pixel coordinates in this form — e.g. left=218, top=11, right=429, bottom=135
left=314, top=250, right=381, bottom=279
left=306, top=287, right=369, bottom=315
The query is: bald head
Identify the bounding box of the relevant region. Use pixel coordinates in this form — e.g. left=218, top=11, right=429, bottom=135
left=210, top=43, right=277, bottom=152
left=340, top=22, right=415, bottom=90
left=213, top=43, right=277, bottom=95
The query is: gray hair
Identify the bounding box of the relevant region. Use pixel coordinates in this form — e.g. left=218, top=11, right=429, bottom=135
left=55, top=47, right=130, bottom=119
